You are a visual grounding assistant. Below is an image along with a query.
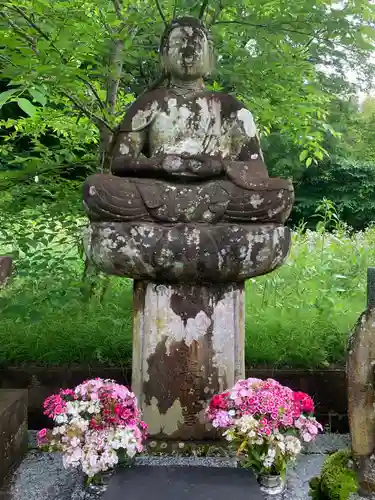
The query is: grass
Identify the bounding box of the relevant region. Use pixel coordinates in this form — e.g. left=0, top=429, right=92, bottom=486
left=0, top=217, right=373, bottom=368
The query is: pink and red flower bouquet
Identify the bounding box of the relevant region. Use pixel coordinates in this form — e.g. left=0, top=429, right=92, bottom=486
left=205, top=378, right=323, bottom=478
left=37, top=378, right=148, bottom=480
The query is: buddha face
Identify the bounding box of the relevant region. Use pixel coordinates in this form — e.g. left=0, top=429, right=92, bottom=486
left=162, top=25, right=213, bottom=80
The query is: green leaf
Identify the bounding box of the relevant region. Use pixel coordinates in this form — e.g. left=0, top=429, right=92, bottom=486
left=299, top=150, right=309, bottom=162
left=360, top=26, right=375, bottom=40
left=17, top=98, right=37, bottom=117
left=306, top=157, right=313, bottom=167
left=29, top=88, right=47, bottom=106
left=0, top=88, right=20, bottom=107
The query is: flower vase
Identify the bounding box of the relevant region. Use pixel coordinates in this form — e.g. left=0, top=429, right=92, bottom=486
left=257, top=473, right=286, bottom=495
left=86, top=470, right=114, bottom=496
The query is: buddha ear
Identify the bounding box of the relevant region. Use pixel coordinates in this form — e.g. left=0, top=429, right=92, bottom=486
left=203, top=34, right=215, bottom=77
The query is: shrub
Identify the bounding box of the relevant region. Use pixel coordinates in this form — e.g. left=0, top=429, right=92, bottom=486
left=309, top=450, right=358, bottom=500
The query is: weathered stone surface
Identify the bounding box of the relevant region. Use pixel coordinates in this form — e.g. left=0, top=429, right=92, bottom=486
left=347, top=307, right=375, bottom=496
left=132, top=281, right=245, bottom=439
left=84, top=222, right=290, bottom=283
left=83, top=17, right=294, bottom=249
left=0, top=256, right=12, bottom=286
left=0, top=390, right=28, bottom=485
left=84, top=172, right=293, bottom=225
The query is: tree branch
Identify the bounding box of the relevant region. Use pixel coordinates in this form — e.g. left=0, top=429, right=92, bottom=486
left=0, top=54, right=18, bottom=68
left=155, top=0, right=167, bottom=26
left=106, top=39, right=124, bottom=114
left=213, top=19, right=312, bottom=37
left=211, top=0, right=223, bottom=25
left=261, top=36, right=284, bottom=57
left=61, top=91, right=115, bottom=133
left=79, top=78, right=106, bottom=111
left=0, top=11, right=39, bottom=55
left=303, top=29, right=327, bottom=50
left=7, top=5, right=52, bottom=42
left=5, top=4, right=106, bottom=112
left=199, top=0, right=209, bottom=20
left=98, top=7, right=116, bottom=38
left=111, top=0, right=123, bottom=20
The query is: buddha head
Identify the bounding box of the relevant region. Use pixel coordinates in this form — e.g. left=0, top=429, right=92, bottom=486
left=160, top=17, right=214, bottom=80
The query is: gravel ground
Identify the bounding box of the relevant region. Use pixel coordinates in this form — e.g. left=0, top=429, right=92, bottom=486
left=303, top=433, right=350, bottom=454
left=3, top=433, right=351, bottom=500
left=135, top=456, right=238, bottom=467
left=5, top=451, right=80, bottom=500
left=281, top=454, right=327, bottom=500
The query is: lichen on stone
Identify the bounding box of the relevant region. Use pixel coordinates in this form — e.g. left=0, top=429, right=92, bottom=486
left=309, top=450, right=358, bottom=500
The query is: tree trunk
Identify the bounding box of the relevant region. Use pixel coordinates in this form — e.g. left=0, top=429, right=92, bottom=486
left=99, top=37, right=124, bottom=170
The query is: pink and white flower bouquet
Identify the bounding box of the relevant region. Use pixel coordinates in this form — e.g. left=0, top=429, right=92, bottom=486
left=37, top=378, right=148, bottom=481
left=206, top=378, right=322, bottom=480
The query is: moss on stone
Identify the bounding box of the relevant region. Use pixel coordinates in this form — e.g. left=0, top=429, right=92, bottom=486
left=309, top=450, right=358, bottom=500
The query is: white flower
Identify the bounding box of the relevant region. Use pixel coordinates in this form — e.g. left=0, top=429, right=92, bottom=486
left=284, top=436, right=302, bottom=456
left=70, top=436, right=81, bottom=447
left=70, top=417, right=89, bottom=432
left=55, top=414, right=68, bottom=424
left=277, top=441, right=286, bottom=454
left=247, top=430, right=256, bottom=439
left=237, top=415, right=258, bottom=434
left=52, top=425, right=67, bottom=436
left=87, top=402, right=100, bottom=414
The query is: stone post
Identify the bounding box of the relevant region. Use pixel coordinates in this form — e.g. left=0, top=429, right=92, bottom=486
left=347, top=267, right=375, bottom=497
left=84, top=222, right=291, bottom=439
left=132, top=281, right=245, bottom=439
left=368, top=267, right=375, bottom=308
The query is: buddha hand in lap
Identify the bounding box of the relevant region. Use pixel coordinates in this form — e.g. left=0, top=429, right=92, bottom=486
left=83, top=17, right=294, bottom=225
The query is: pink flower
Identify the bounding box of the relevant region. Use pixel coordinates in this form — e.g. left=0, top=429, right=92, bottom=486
left=59, top=389, right=76, bottom=398
left=302, top=432, right=313, bottom=442
left=43, top=394, right=67, bottom=419
left=295, top=418, right=303, bottom=429
left=212, top=410, right=233, bottom=428
left=37, top=428, right=48, bottom=446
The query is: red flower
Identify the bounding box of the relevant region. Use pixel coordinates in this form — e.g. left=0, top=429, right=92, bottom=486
left=210, top=393, right=228, bottom=410
left=293, top=392, right=315, bottom=414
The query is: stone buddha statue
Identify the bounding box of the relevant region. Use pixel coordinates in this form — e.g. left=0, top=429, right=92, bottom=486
left=83, top=16, right=293, bottom=283
left=82, top=17, right=294, bottom=440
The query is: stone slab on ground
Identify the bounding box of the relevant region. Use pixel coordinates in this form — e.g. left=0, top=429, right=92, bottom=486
left=103, top=455, right=326, bottom=500
left=103, top=466, right=264, bottom=500
left=0, top=390, right=28, bottom=485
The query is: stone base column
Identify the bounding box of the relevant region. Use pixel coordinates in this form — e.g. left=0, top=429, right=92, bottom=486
left=132, top=281, right=245, bottom=440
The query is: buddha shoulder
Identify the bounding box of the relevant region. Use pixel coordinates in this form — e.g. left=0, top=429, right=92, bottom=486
left=201, top=92, right=256, bottom=130
left=119, top=89, right=168, bottom=132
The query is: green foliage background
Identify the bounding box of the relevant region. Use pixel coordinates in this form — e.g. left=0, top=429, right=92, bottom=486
left=0, top=0, right=375, bottom=367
